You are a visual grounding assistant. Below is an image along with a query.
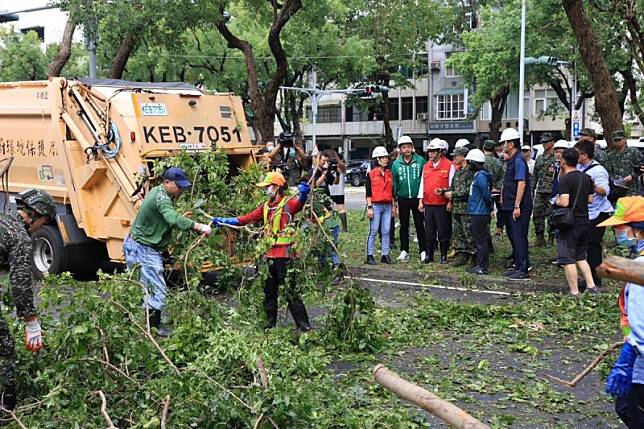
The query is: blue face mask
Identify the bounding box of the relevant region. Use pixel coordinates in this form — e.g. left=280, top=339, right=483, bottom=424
left=616, top=228, right=637, bottom=249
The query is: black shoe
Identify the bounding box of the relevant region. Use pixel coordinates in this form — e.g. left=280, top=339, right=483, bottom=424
left=423, top=255, right=433, bottom=264
left=366, top=255, right=377, bottom=265
left=380, top=255, right=392, bottom=264
left=503, top=268, right=517, bottom=277
left=470, top=267, right=488, bottom=275
left=288, top=298, right=312, bottom=332
left=506, top=271, right=529, bottom=281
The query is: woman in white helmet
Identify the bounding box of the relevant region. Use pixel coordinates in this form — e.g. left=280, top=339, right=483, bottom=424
left=465, top=149, right=493, bottom=275
left=365, top=146, right=394, bottom=265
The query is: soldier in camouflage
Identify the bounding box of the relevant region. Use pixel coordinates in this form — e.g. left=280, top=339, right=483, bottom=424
left=606, top=130, right=641, bottom=203
left=483, top=140, right=503, bottom=252
left=532, top=133, right=558, bottom=246
left=445, top=146, right=475, bottom=266
left=1, top=189, right=54, bottom=416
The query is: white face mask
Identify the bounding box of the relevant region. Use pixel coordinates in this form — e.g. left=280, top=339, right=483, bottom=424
left=265, top=185, right=276, bottom=198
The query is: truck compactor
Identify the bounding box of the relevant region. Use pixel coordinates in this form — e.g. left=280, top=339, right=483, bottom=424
left=0, top=78, right=256, bottom=276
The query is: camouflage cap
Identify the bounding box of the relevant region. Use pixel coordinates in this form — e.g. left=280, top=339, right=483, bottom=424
left=579, top=128, right=596, bottom=138
left=16, top=188, right=56, bottom=220
left=611, top=130, right=625, bottom=141
left=452, top=147, right=470, bottom=157
left=483, top=139, right=497, bottom=151
left=539, top=132, right=555, bottom=143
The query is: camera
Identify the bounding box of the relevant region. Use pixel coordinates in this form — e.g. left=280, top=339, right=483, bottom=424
left=273, top=162, right=290, bottom=177
left=329, top=159, right=338, bottom=172
left=278, top=130, right=294, bottom=148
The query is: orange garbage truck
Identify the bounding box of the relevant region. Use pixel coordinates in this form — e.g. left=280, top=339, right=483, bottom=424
left=0, top=78, right=256, bottom=276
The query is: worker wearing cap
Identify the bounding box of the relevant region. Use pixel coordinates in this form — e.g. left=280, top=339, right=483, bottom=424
left=0, top=188, right=55, bottom=415
left=522, top=145, right=535, bottom=176
left=606, top=130, right=641, bottom=203
left=579, top=128, right=607, bottom=165
left=598, top=196, right=644, bottom=426
left=418, top=138, right=455, bottom=264
left=125, top=167, right=213, bottom=336
left=391, top=135, right=426, bottom=263
left=213, top=172, right=312, bottom=332
left=532, top=133, right=558, bottom=247
left=444, top=146, right=475, bottom=267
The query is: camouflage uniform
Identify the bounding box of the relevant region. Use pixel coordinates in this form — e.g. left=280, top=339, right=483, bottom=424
left=606, top=147, right=640, bottom=195
left=532, top=151, right=557, bottom=237
left=484, top=155, right=503, bottom=191
left=450, top=166, right=475, bottom=255
left=0, top=212, right=36, bottom=392
left=594, top=144, right=608, bottom=166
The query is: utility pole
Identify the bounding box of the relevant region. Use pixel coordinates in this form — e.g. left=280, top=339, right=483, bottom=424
left=518, top=0, right=527, bottom=145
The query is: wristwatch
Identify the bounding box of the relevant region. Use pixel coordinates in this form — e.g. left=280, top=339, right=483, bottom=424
left=367, top=205, right=373, bottom=209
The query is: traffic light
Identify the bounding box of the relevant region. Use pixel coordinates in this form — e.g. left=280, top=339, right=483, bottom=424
left=0, top=11, right=19, bottom=23
left=360, top=85, right=390, bottom=97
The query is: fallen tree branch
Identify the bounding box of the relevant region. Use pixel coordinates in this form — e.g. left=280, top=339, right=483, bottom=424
left=80, top=357, right=142, bottom=388
left=97, top=390, right=118, bottom=429
left=109, top=299, right=180, bottom=375
left=256, top=357, right=269, bottom=388
left=372, top=364, right=490, bottom=429
left=253, top=412, right=265, bottom=429
left=597, top=256, right=644, bottom=285
left=546, top=341, right=623, bottom=387
left=0, top=405, right=29, bottom=429
left=160, top=395, right=170, bottom=429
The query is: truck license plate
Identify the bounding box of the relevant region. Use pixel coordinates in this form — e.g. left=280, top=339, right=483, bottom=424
left=140, top=103, right=168, bottom=116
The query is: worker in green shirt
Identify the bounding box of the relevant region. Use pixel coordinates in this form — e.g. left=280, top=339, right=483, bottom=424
left=124, top=167, right=212, bottom=336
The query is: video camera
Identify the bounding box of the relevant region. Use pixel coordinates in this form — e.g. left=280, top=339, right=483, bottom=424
left=328, top=159, right=338, bottom=172
left=278, top=130, right=294, bottom=148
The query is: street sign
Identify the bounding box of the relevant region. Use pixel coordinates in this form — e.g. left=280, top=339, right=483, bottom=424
left=572, top=110, right=581, bottom=139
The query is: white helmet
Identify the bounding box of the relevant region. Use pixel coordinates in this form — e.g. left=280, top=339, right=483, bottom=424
left=553, top=140, right=569, bottom=149
left=455, top=138, right=470, bottom=148
left=397, top=135, right=413, bottom=147
left=426, top=139, right=442, bottom=150
left=440, top=139, right=449, bottom=151
left=521, top=145, right=532, bottom=151
left=499, top=128, right=520, bottom=142
left=465, top=148, right=486, bottom=163
left=372, top=146, right=389, bottom=158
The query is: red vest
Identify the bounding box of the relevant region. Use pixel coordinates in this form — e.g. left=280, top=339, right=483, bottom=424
left=369, top=168, right=393, bottom=203
left=422, top=157, right=451, bottom=205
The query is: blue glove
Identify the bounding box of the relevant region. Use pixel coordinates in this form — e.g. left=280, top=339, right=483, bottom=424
left=212, top=217, right=240, bottom=227
left=297, top=182, right=311, bottom=203
left=606, top=343, right=638, bottom=397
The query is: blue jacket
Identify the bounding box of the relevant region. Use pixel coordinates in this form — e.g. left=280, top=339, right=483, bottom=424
left=467, top=170, right=493, bottom=215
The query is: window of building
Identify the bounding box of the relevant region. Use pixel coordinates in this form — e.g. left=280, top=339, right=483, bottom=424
left=416, top=97, right=428, bottom=114
left=534, top=89, right=564, bottom=116
left=436, top=93, right=465, bottom=120
left=306, top=105, right=341, bottom=123
left=401, top=97, right=414, bottom=120
left=445, top=52, right=459, bottom=78
left=480, top=101, right=491, bottom=120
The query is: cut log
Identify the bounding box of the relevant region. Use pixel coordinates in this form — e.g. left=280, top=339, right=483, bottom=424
left=597, top=256, right=644, bottom=285
left=372, top=364, right=490, bottom=429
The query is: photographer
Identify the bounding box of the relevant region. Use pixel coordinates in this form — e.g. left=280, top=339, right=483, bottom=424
left=326, top=150, right=348, bottom=232
left=270, top=130, right=307, bottom=187
left=310, top=152, right=340, bottom=193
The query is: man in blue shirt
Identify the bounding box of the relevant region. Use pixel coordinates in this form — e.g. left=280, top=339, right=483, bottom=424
left=574, top=140, right=614, bottom=288
left=499, top=128, right=532, bottom=280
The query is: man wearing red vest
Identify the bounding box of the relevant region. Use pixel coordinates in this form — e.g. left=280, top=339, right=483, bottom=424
left=418, top=139, right=455, bottom=264
left=213, top=172, right=312, bottom=332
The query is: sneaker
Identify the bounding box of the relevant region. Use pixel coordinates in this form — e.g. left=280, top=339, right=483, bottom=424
left=470, top=267, right=488, bottom=275
left=381, top=255, right=392, bottom=264
left=586, top=286, right=600, bottom=294
left=527, top=265, right=533, bottom=272
left=506, top=271, right=530, bottom=281
left=420, top=251, right=427, bottom=262
left=397, top=250, right=409, bottom=262
left=503, top=268, right=517, bottom=277
left=366, top=255, right=377, bottom=265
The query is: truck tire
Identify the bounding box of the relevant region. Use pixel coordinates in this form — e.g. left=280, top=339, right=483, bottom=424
left=31, top=225, right=66, bottom=277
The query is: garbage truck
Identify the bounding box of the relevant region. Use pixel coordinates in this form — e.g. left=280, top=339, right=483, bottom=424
left=0, top=78, right=257, bottom=276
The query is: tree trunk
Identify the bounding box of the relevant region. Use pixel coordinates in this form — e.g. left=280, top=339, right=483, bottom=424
left=48, top=16, right=76, bottom=77
left=621, top=67, right=644, bottom=128
left=215, top=1, right=302, bottom=145
left=109, top=33, right=136, bottom=79
left=562, top=0, right=623, bottom=139
left=488, top=85, right=509, bottom=142
left=381, top=90, right=394, bottom=148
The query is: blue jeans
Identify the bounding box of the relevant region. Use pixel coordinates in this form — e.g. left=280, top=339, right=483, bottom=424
left=320, top=225, right=341, bottom=266
left=368, top=203, right=392, bottom=256
left=123, top=236, right=167, bottom=310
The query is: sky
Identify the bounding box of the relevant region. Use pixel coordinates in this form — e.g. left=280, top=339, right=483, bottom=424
left=0, top=0, right=80, bottom=47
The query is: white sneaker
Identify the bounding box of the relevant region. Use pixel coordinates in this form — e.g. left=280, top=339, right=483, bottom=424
left=420, top=251, right=427, bottom=262
left=397, top=250, right=409, bottom=262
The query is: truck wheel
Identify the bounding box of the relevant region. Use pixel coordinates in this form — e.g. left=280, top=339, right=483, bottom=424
left=32, top=225, right=66, bottom=277
left=351, top=174, right=361, bottom=187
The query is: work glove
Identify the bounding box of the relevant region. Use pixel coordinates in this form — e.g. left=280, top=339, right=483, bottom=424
left=606, top=342, right=638, bottom=397
left=212, top=217, right=240, bottom=227
left=25, top=318, right=43, bottom=352
left=297, top=181, right=311, bottom=203
left=197, top=223, right=212, bottom=236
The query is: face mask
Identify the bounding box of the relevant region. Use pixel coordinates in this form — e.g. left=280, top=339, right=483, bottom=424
left=616, top=228, right=637, bottom=249
left=265, top=185, right=276, bottom=198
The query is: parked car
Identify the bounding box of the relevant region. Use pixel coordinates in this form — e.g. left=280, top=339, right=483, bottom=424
left=346, top=160, right=370, bottom=186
